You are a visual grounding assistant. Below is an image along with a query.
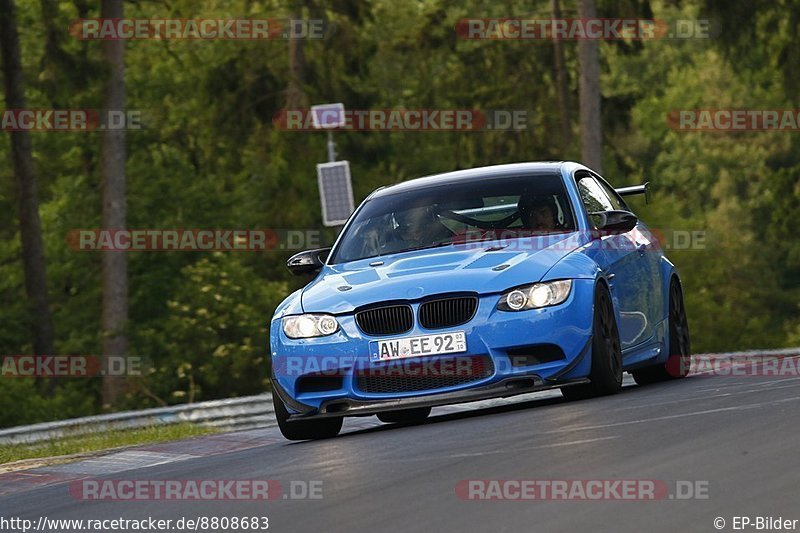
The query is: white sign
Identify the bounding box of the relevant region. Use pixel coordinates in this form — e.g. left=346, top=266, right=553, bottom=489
left=310, top=103, right=345, bottom=129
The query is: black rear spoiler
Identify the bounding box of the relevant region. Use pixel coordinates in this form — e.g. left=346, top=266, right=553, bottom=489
left=615, top=181, right=650, bottom=204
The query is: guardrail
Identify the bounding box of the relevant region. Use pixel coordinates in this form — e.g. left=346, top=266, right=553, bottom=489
left=2, top=347, right=798, bottom=446
left=0, top=394, right=275, bottom=445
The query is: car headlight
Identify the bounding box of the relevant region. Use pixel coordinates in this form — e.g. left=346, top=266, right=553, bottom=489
left=497, top=280, right=572, bottom=311
left=282, top=314, right=340, bottom=339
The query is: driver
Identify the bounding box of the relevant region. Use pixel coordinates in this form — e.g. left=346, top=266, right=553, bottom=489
left=518, top=194, right=558, bottom=231
left=394, top=206, right=453, bottom=247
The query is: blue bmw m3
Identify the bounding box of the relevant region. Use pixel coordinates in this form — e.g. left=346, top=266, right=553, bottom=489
left=269, top=162, right=691, bottom=440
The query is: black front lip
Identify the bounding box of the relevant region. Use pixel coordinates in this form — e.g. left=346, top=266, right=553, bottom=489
left=274, top=375, right=590, bottom=421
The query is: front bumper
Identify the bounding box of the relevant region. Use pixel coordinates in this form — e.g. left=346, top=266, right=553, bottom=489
left=273, top=374, right=590, bottom=420
left=270, top=278, right=596, bottom=419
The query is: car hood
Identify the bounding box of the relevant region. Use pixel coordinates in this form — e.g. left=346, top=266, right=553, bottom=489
left=300, top=232, right=586, bottom=314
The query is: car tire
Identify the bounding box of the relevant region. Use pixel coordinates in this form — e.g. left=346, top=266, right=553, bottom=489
left=377, top=407, right=432, bottom=425
left=631, top=277, right=691, bottom=385
left=272, top=388, right=343, bottom=440
left=561, top=283, right=623, bottom=401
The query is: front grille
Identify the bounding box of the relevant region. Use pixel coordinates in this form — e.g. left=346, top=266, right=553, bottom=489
left=355, top=305, right=413, bottom=335
left=419, top=297, right=478, bottom=329
left=355, top=355, right=494, bottom=394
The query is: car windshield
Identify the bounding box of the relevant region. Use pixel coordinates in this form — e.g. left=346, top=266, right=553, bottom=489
left=331, top=172, right=575, bottom=264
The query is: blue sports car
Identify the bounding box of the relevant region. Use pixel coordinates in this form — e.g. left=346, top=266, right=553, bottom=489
left=269, top=162, right=691, bottom=440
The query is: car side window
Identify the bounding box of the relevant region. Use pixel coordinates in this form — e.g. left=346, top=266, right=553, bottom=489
left=577, top=175, right=613, bottom=210
left=576, top=174, right=618, bottom=228
left=593, top=175, right=629, bottom=212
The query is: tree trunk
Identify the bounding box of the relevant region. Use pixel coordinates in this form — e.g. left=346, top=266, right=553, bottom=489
left=0, top=0, right=57, bottom=378
left=285, top=0, right=308, bottom=108
left=551, top=0, right=572, bottom=148
left=100, top=0, right=128, bottom=409
left=577, top=0, right=603, bottom=173
left=39, top=0, right=76, bottom=106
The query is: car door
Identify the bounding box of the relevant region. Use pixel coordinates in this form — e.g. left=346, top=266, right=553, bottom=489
left=593, top=173, right=663, bottom=347
left=575, top=172, right=651, bottom=350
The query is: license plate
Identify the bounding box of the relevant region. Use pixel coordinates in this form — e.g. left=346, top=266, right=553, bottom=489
left=370, top=331, right=467, bottom=362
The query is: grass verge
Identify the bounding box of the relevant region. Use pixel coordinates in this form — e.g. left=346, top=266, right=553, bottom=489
left=0, top=424, right=218, bottom=465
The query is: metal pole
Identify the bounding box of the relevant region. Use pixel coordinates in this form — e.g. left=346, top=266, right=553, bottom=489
left=327, top=130, right=336, bottom=162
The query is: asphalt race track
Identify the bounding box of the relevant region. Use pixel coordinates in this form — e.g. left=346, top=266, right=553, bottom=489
left=2, top=369, right=800, bottom=533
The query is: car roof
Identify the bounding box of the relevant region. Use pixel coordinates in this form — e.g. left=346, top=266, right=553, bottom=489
left=369, top=161, right=581, bottom=199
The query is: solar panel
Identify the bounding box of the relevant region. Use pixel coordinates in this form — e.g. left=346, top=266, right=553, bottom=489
left=317, top=161, right=354, bottom=226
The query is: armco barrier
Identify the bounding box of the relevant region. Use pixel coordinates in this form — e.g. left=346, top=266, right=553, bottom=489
left=0, top=394, right=274, bottom=445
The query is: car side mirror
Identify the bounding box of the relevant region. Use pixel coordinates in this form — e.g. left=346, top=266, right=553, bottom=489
left=286, top=248, right=331, bottom=276
left=589, top=210, right=638, bottom=235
